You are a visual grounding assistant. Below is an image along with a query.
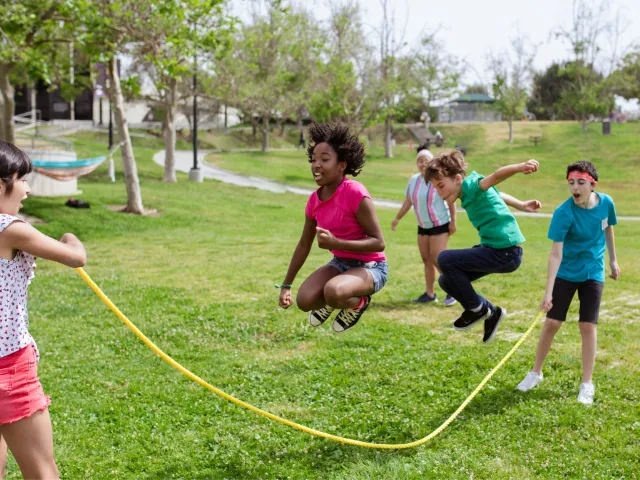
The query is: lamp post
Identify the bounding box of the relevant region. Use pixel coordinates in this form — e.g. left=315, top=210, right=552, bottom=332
left=189, top=49, right=203, bottom=182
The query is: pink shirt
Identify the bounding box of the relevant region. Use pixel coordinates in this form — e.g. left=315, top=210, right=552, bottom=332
left=305, top=179, right=386, bottom=262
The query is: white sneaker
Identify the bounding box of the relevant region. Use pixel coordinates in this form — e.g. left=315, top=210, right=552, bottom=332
left=516, top=371, right=543, bottom=392
left=577, top=382, right=595, bottom=405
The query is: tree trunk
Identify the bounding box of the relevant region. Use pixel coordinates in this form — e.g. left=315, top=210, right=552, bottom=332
left=251, top=117, right=257, bottom=137
left=109, top=57, right=144, bottom=214
left=0, top=89, right=4, bottom=143
left=581, top=118, right=588, bottom=133
left=260, top=114, right=269, bottom=152
left=0, top=64, right=16, bottom=144
left=296, top=110, right=303, bottom=136
left=384, top=115, right=393, bottom=158
left=163, top=79, right=177, bottom=183
left=508, top=118, right=513, bottom=143
left=224, top=104, right=228, bottom=129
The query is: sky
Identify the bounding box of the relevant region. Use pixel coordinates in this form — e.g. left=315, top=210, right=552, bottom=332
left=231, top=0, right=640, bottom=110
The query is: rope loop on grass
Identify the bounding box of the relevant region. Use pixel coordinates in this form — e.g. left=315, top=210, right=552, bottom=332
left=76, top=267, right=543, bottom=449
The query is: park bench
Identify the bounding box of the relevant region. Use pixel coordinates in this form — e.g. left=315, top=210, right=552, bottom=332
left=529, top=134, right=542, bottom=146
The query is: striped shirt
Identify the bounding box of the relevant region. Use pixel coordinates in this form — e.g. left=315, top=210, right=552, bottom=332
left=405, top=173, right=450, bottom=229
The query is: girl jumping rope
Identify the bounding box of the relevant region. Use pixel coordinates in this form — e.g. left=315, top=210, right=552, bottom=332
left=391, top=144, right=457, bottom=306
left=0, top=141, right=86, bottom=480
left=278, top=123, right=387, bottom=333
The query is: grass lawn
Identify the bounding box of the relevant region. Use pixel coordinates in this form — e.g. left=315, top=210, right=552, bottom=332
left=207, top=121, right=640, bottom=216
left=4, top=129, right=640, bottom=479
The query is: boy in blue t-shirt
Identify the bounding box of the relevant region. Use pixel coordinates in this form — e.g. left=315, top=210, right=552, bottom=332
left=517, top=161, right=620, bottom=405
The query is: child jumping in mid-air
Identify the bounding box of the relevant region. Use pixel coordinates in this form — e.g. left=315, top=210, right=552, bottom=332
left=392, top=145, right=457, bottom=306
left=0, top=141, right=87, bottom=480
left=517, top=161, right=619, bottom=405
left=426, top=150, right=542, bottom=343
left=278, top=123, right=387, bottom=333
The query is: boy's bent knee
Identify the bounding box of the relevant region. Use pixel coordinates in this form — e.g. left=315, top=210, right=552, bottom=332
left=437, top=250, right=453, bottom=271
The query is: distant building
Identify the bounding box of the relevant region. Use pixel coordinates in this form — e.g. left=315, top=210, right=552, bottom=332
left=438, top=94, right=503, bottom=123
left=14, top=81, right=93, bottom=122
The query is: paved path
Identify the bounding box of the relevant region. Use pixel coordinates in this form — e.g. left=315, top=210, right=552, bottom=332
left=153, top=150, right=640, bottom=221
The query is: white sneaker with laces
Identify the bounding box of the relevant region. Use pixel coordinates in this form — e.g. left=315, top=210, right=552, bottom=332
left=577, top=382, right=595, bottom=405
left=516, top=371, right=543, bottom=392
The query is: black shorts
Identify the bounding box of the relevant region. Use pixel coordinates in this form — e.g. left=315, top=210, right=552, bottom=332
left=418, top=223, right=450, bottom=236
left=547, top=277, right=604, bottom=324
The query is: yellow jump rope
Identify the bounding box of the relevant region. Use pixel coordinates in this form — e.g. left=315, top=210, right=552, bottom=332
left=75, top=267, right=543, bottom=450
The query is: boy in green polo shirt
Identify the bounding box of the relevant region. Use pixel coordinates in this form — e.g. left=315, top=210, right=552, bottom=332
left=517, top=161, right=619, bottom=405
left=425, top=150, right=541, bottom=343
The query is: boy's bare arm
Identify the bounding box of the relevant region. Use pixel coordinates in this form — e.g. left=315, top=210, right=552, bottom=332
left=480, top=160, right=539, bottom=191
left=605, top=226, right=620, bottom=280
left=500, top=192, right=542, bottom=212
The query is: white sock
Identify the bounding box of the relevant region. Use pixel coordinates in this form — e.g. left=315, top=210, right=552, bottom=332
left=471, top=304, right=483, bottom=313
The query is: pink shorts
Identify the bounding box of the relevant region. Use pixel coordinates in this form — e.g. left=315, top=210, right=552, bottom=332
left=0, top=344, right=51, bottom=425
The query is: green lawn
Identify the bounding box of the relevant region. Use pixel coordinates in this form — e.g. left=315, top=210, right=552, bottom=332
left=4, top=130, right=639, bottom=479
left=207, top=121, right=640, bottom=216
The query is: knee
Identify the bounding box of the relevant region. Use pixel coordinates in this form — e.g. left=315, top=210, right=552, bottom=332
left=296, top=291, right=314, bottom=312
left=437, top=251, right=451, bottom=271
left=544, top=318, right=564, bottom=333
left=323, top=282, right=349, bottom=307
left=579, top=321, right=597, bottom=335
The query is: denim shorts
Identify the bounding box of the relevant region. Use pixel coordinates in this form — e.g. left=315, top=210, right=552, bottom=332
left=327, top=256, right=389, bottom=293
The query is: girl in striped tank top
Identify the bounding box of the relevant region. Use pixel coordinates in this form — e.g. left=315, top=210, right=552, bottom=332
left=391, top=145, right=457, bottom=306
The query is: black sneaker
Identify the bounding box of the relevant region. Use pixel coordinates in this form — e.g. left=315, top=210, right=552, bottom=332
left=453, top=304, right=491, bottom=330
left=483, top=307, right=506, bottom=343
left=412, top=292, right=438, bottom=304
left=332, top=296, right=371, bottom=333
left=309, top=305, right=335, bottom=327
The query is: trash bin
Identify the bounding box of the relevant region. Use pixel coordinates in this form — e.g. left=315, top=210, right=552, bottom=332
left=602, top=119, right=611, bottom=135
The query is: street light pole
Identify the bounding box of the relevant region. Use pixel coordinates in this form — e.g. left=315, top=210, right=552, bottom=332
left=189, top=49, right=203, bottom=182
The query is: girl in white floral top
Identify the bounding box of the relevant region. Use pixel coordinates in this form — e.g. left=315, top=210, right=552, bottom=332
left=0, top=141, right=86, bottom=480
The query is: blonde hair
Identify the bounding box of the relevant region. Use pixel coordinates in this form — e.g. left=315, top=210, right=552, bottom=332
left=416, top=149, right=434, bottom=162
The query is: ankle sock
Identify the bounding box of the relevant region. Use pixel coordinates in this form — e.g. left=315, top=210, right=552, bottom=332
left=351, top=296, right=366, bottom=310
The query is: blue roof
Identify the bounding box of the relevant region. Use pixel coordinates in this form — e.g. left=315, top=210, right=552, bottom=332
left=452, top=94, right=495, bottom=103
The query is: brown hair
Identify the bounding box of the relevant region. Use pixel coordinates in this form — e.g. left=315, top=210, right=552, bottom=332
left=0, top=140, right=33, bottom=195
left=425, top=150, right=467, bottom=182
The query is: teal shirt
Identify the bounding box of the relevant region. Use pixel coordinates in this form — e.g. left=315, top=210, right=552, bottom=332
left=548, top=193, right=617, bottom=283
left=460, top=171, right=526, bottom=249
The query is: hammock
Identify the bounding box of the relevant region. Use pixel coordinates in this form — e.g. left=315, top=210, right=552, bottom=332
left=31, top=156, right=107, bottom=182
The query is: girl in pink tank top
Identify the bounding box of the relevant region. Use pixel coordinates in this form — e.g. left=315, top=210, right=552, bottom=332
left=277, top=123, right=387, bottom=334
left=0, top=141, right=87, bottom=479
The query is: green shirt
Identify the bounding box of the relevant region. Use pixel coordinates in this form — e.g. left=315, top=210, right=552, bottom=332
left=461, top=171, right=525, bottom=248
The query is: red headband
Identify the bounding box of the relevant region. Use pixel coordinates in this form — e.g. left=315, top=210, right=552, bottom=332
left=568, top=171, right=596, bottom=183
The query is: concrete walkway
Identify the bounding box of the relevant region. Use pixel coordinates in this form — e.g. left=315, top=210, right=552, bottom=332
left=153, top=150, right=640, bottom=221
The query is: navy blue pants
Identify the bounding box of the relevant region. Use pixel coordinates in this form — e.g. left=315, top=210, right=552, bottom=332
left=437, top=245, right=523, bottom=311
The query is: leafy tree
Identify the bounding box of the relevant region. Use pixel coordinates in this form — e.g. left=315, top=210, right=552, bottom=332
left=133, top=0, right=231, bottom=182
left=489, top=34, right=535, bottom=143
left=526, top=63, right=574, bottom=120
left=554, top=0, right=615, bottom=131
left=609, top=49, right=640, bottom=100
left=463, top=84, right=489, bottom=96
left=0, top=0, right=72, bottom=143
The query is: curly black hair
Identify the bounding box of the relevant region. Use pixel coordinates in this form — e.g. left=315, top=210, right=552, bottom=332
left=566, top=160, right=598, bottom=182
left=306, top=122, right=366, bottom=177
left=416, top=142, right=430, bottom=153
